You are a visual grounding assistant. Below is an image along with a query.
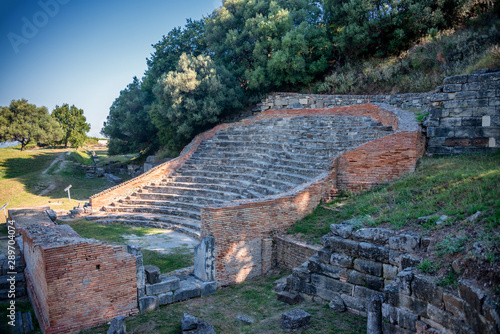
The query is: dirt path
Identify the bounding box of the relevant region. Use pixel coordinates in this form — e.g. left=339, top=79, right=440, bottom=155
left=38, top=152, right=69, bottom=196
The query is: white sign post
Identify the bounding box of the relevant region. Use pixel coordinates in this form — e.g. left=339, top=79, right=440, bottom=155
left=64, top=185, right=72, bottom=202
left=0, top=203, right=7, bottom=220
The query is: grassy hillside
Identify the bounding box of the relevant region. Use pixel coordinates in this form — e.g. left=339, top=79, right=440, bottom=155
left=290, top=153, right=500, bottom=289
left=0, top=146, right=131, bottom=225
left=314, top=21, right=500, bottom=95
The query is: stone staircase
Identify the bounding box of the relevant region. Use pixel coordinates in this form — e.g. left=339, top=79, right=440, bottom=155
left=88, top=115, right=394, bottom=239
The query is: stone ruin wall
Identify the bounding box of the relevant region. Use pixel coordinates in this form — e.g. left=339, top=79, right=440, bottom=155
left=199, top=104, right=424, bottom=286
left=283, top=224, right=500, bottom=333
left=262, top=69, right=500, bottom=155
left=424, top=69, right=500, bottom=155
left=19, top=222, right=138, bottom=334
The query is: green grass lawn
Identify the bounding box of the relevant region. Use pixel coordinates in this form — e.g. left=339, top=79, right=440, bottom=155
left=290, top=153, right=500, bottom=243
left=82, top=272, right=366, bottom=334
left=0, top=146, right=133, bottom=226
left=67, top=220, right=194, bottom=273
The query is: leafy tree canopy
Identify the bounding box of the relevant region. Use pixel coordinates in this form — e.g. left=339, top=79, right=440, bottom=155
left=0, top=99, right=64, bottom=151
left=52, top=103, right=90, bottom=148
left=151, top=53, right=243, bottom=152
left=205, top=0, right=331, bottom=92
left=101, top=77, right=159, bottom=155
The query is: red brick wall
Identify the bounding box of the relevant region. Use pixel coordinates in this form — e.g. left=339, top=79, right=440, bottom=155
left=22, top=227, right=138, bottom=334
left=337, top=131, right=425, bottom=193
left=90, top=104, right=398, bottom=209
left=199, top=105, right=424, bottom=286
left=274, top=235, right=321, bottom=269
left=201, top=174, right=335, bottom=285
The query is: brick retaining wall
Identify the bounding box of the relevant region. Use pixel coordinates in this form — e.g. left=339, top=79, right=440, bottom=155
left=21, top=223, right=138, bottom=334
left=273, top=235, right=321, bottom=269
left=200, top=104, right=424, bottom=286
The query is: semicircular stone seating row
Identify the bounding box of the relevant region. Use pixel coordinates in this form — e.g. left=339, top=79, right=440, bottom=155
left=87, top=115, right=393, bottom=239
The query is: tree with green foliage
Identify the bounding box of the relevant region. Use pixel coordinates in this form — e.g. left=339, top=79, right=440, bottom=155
left=0, top=99, right=64, bottom=151
left=52, top=103, right=90, bottom=148
left=323, top=0, right=470, bottom=58
left=143, top=19, right=207, bottom=100
left=101, top=77, right=159, bottom=155
left=151, top=53, right=243, bottom=152
left=205, top=0, right=331, bottom=93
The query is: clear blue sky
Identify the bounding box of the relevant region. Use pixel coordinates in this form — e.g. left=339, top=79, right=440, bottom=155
left=0, top=0, right=221, bottom=137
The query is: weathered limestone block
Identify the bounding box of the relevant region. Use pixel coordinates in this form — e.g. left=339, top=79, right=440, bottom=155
left=311, top=273, right=353, bottom=295
left=330, top=253, right=353, bottom=268
left=458, top=279, right=486, bottom=314
left=139, top=296, right=159, bottom=313
left=359, top=242, right=390, bottom=262
left=144, top=265, right=161, bottom=284
left=330, top=222, right=354, bottom=238
left=322, top=236, right=359, bottom=257
left=181, top=313, right=216, bottom=334
left=443, top=84, right=463, bottom=93
left=398, top=233, right=421, bottom=252
left=158, top=292, right=173, bottom=305
left=329, top=293, right=346, bottom=312
left=107, top=316, right=126, bottom=334
left=411, top=275, right=443, bottom=308
left=353, top=258, right=383, bottom=277
left=383, top=264, right=398, bottom=280
left=352, top=228, right=394, bottom=244
left=193, top=236, right=215, bottom=282
left=290, top=276, right=316, bottom=295
left=395, top=269, right=413, bottom=295
left=308, top=257, right=344, bottom=279
left=281, top=309, right=311, bottom=330
left=198, top=281, right=216, bottom=297
left=427, top=303, right=474, bottom=334
left=292, top=263, right=311, bottom=282
left=277, top=291, right=302, bottom=305
left=173, top=280, right=201, bottom=302
left=354, top=285, right=384, bottom=302
left=367, top=296, right=383, bottom=334
left=341, top=293, right=366, bottom=313
left=146, top=276, right=180, bottom=295
left=347, top=270, right=384, bottom=291
left=400, top=254, right=421, bottom=269
left=443, top=291, right=466, bottom=321
left=317, top=247, right=333, bottom=264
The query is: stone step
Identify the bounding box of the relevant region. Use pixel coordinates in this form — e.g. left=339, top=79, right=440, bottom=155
left=141, top=185, right=249, bottom=201
left=191, top=150, right=334, bottom=166
left=103, top=205, right=201, bottom=220
left=170, top=170, right=302, bottom=191
left=117, top=198, right=204, bottom=212
left=187, top=154, right=328, bottom=169
left=132, top=192, right=227, bottom=206
left=178, top=162, right=323, bottom=178
left=159, top=179, right=280, bottom=198
left=212, top=127, right=391, bottom=142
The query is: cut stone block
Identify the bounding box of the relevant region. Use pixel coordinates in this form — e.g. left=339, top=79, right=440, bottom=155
left=144, top=265, right=161, bottom=284
left=194, top=236, right=215, bottom=282
left=107, top=316, right=126, bottom=334
left=181, top=313, right=216, bottom=334
left=173, top=280, right=201, bottom=302
left=158, top=292, right=173, bottom=305
left=139, top=296, right=159, bottom=313
left=146, top=276, right=180, bottom=295
left=281, top=309, right=311, bottom=330
left=277, top=291, right=302, bottom=305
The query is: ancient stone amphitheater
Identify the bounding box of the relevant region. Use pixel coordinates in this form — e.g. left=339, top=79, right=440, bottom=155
left=90, top=104, right=424, bottom=285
